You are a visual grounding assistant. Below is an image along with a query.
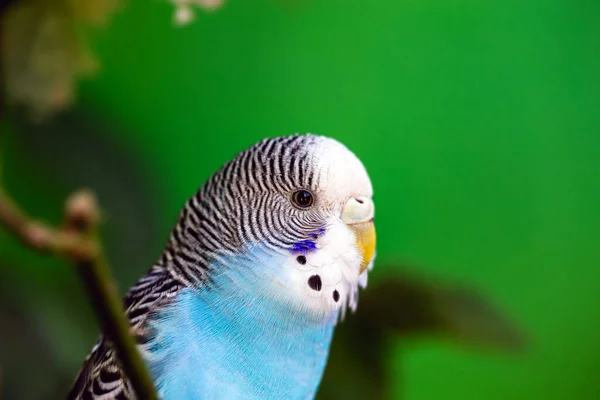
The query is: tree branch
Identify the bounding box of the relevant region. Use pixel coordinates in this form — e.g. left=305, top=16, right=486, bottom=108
left=0, top=188, right=158, bottom=399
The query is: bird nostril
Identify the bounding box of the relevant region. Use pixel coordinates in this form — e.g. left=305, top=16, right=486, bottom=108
left=342, top=197, right=373, bottom=224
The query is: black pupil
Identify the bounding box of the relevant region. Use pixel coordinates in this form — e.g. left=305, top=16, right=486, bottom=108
left=295, top=190, right=312, bottom=207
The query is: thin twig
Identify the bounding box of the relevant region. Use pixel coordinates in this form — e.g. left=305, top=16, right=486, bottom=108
left=0, top=188, right=158, bottom=399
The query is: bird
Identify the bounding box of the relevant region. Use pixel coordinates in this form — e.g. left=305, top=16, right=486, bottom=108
left=68, top=133, right=376, bottom=400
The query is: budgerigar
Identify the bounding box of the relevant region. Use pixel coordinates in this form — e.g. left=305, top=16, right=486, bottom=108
left=68, top=134, right=376, bottom=400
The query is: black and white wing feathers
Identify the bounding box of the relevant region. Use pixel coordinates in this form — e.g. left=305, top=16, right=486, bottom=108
left=67, top=268, right=181, bottom=400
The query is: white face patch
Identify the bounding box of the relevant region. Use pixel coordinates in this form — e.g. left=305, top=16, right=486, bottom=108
left=282, top=218, right=371, bottom=320
left=274, top=135, right=375, bottom=321
left=238, top=134, right=375, bottom=322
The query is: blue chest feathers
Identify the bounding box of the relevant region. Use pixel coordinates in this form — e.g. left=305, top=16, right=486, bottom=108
left=144, top=250, right=337, bottom=400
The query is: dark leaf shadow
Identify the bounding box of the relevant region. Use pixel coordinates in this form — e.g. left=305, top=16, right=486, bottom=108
left=318, top=259, right=526, bottom=400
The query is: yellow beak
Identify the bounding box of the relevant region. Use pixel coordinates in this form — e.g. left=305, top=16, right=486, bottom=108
left=342, top=197, right=376, bottom=274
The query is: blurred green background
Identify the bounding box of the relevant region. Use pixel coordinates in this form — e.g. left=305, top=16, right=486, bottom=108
left=1, top=0, right=600, bottom=398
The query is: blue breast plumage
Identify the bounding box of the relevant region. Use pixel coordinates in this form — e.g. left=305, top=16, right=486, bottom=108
left=145, top=246, right=337, bottom=400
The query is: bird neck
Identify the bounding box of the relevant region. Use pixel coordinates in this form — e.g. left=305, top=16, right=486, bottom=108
left=148, top=247, right=338, bottom=399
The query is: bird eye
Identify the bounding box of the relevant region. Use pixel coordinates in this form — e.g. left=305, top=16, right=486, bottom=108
left=292, top=189, right=314, bottom=209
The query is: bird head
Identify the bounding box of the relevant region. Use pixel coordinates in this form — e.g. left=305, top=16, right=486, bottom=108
left=174, top=134, right=375, bottom=320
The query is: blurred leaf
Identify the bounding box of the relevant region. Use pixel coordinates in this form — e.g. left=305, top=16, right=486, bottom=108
left=1, top=0, right=121, bottom=119
left=318, top=261, right=525, bottom=400
left=356, top=265, right=525, bottom=350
